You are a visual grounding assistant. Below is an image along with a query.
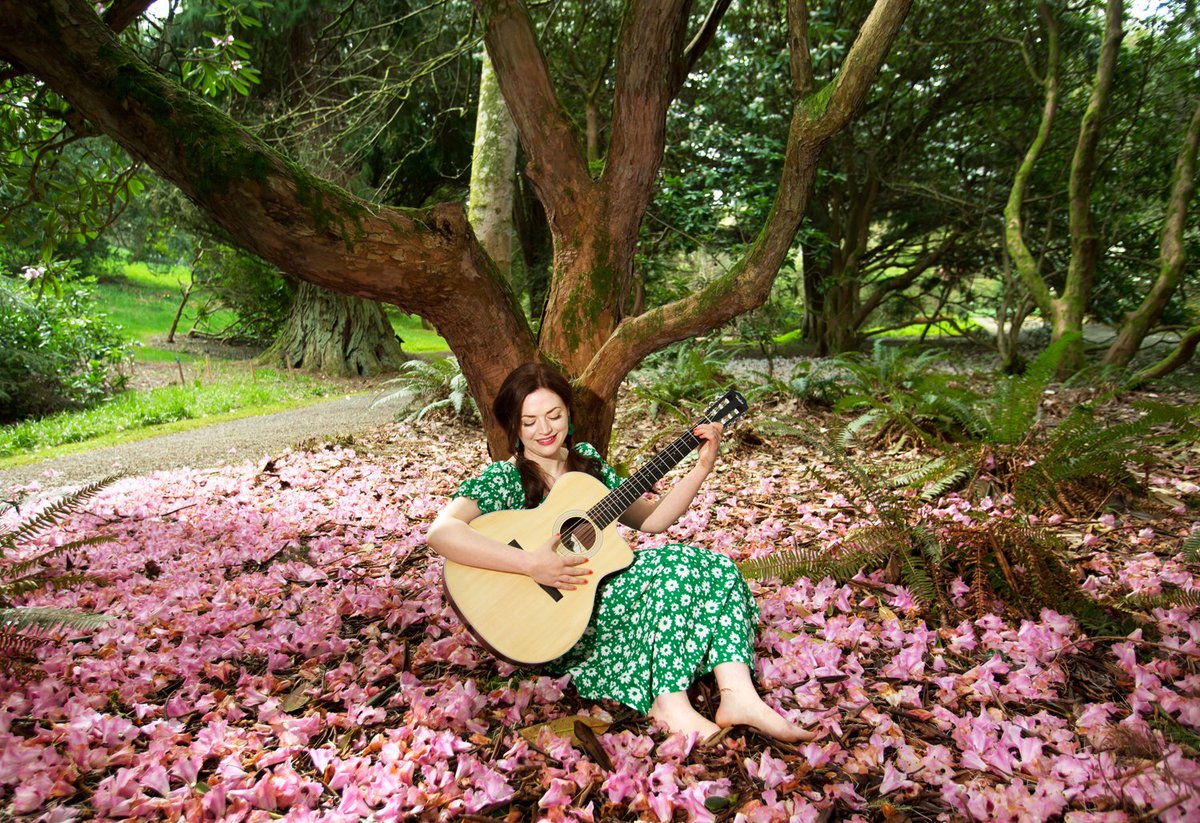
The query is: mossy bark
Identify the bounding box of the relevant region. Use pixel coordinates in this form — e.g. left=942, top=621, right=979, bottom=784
left=478, top=0, right=912, bottom=451
left=1006, top=0, right=1123, bottom=377
left=1104, top=102, right=1200, bottom=368
left=263, top=281, right=406, bottom=376
left=468, top=53, right=519, bottom=279
left=0, top=0, right=536, bottom=456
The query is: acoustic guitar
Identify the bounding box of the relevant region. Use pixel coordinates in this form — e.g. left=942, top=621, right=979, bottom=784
left=443, top=390, right=749, bottom=664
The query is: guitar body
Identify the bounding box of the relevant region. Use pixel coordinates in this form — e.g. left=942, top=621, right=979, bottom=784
left=443, top=471, right=634, bottom=665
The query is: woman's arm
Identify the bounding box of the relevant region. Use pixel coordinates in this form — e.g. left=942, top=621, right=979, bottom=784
left=427, top=497, right=591, bottom=590
left=619, top=422, right=723, bottom=534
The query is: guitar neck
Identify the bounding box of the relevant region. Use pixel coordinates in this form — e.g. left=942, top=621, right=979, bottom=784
left=586, top=428, right=704, bottom=528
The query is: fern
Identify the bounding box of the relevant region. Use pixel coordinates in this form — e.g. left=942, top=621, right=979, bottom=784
left=1183, top=531, right=1200, bottom=565
left=738, top=538, right=894, bottom=586
left=0, top=475, right=120, bottom=551
left=990, top=335, right=1074, bottom=444
left=629, top=339, right=733, bottom=421
left=371, top=357, right=479, bottom=422
left=1122, top=588, right=1200, bottom=611
left=741, top=417, right=1130, bottom=630
left=0, top=479, right=117, bottom=668
left=1011, top=401, right=1199, bottom=512
left=887, top=454, right=973, bottom=500
left=899, top=546, right=937, bottom=606
left=0, top=606, right=111, bottom=633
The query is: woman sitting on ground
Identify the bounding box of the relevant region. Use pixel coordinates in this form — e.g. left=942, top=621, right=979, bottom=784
left=427, top=363, right=812, bottom=741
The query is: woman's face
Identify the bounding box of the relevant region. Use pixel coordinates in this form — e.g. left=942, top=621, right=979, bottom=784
left=517, top=387, right=569, bottom=461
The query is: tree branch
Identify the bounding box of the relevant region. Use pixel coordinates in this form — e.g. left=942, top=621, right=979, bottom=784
left=603, top=0, right=691, bottom=223
left=677, top=0, right=734, bottom=90
left=855, top=229, right=962, bottom=326
left=103, top=0, right=154, bottom=32
left=788, top=0, right=815, bottom=97
left=579, top=0, right=913, bottom=400
left=473, top=0, right=591, bottom=223
left=0, top=0, right=536, bottom=456
left=1003, top=0, right=1059, bottom=318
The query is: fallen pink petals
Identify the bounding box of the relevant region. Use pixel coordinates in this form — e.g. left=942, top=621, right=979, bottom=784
left=1, top=421, right=1198, bottom=820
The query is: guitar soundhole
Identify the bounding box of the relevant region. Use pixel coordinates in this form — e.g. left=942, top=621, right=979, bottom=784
left=558, top=516, right=597, bottom=556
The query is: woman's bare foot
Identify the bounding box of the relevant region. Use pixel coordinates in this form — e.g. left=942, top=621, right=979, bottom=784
left=710, top=661, right=816, bottom=743
left=648, top=691, right=721, bottom=738
left=714, top=690, right=816, bottom=743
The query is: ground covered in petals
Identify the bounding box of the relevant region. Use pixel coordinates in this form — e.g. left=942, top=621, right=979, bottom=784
left=2, top=408, right=1199, bottom=821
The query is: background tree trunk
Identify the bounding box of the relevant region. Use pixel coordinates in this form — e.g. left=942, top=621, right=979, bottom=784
left=1128, top=325, right=1200, bottom=387
left=468, top=53, right=519, bottom=279
left=1057, top=0, right=1123, bottom=374
left=1006, top=0, right=1123, bottom=377
left=1104, top=101, right=1200, bottom=367
left=264, top=281, right=406, bottom=376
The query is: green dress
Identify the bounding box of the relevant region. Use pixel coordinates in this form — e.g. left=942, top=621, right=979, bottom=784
left=455, top=443, right=758, bottom=714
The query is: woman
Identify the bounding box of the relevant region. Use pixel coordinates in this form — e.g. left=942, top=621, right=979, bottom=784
left=427, top=364, right=811, bottom=742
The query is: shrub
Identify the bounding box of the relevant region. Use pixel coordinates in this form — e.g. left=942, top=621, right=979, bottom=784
left=0, top=273, right=131, bottom=424
left=191, top=243, right=294, bottom=343
left=629, top=338, right=734, bottom=421
left=372, top=357, right=478, bottom=422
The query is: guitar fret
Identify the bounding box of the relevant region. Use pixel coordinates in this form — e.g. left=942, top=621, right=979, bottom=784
left=575, top=390, right=747, bottom=534
left=588, top=428, right=706, bottom=528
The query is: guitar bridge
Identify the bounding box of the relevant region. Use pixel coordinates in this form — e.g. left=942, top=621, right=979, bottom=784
left=508, top=539, right=563, bottom=601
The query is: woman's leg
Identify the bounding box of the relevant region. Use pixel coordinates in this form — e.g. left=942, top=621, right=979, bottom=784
left=712, top=661, right=816, bottom=742
left=648, top=690, right=721, bottom=738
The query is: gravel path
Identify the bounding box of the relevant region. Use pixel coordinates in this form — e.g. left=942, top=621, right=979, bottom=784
left=1, top=392, right=399, bottom=495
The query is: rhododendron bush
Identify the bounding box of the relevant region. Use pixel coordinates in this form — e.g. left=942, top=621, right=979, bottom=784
left=2, top=420, right=1198, bottom=821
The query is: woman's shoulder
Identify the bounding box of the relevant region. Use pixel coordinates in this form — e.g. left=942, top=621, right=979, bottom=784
left=476, top=458, right=520, bottom=478
left=573, top=442, right=602, bottom=459
left=458, top=458, right=519, bottom=490
left=456, top=458, right=522, bottom=510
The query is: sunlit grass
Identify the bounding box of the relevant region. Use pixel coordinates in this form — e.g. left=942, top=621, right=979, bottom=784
left=0, top=371, right=329, bottom=459
left=93, top=260, right=237, bottom=358
left=866, top=319, right=983, bottom=338
left=389, top=310, right=449, bottom=353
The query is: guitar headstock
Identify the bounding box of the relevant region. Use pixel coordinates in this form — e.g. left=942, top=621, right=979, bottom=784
left=701, top=389, right=749, bottom=429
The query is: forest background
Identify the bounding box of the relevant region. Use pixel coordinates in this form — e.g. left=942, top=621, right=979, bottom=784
left=2, top=0, right=1200, bottom=821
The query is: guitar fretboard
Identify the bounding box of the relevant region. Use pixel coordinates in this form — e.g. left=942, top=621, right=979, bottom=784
left=586, top=426, right=707, bottom=528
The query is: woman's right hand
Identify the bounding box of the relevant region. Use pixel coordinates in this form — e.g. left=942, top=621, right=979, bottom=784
left=525, top=533, right=591, bottom=590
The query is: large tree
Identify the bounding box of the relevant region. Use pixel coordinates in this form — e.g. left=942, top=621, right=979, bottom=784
left=0, top=0, right=911, bottom=455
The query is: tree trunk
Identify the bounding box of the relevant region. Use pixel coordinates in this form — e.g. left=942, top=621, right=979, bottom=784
left=1104, top=101, right=1200, bottom=367
left=1127, top=325, right=1200, bottom=388
left=1057, top=0, right=1123, bottom=374
left=1005, top=0, right=1123, bottom=377
left=263, top=281, right=406, bottom=376
left=1005, top=2, right=1061, bottom=333
left=468, top=53, right=519, bottom=279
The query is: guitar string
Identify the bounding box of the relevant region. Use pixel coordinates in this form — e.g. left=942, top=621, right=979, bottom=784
left=554, top=398, right=745, bottom=555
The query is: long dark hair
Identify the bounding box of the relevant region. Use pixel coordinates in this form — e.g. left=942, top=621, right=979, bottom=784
left=493, top=363, right=604, bottom=508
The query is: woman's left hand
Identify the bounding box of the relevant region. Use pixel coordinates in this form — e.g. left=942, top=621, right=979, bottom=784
left=693, top=422, right=724, bottom=473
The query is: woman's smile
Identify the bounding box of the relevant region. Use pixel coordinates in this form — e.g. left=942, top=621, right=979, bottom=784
left=518, top=388, right=570, bottom=460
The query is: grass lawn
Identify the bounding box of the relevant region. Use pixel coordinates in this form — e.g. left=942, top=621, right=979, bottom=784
left=98, top=261, right=450, bottom=357
left=1, top=258, right=452, bottom=461
left=0, top=368, right=331, bottom=464
left=95, top=261, right=236, bottom=361
left=388, top=310, right=449, bottom=354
